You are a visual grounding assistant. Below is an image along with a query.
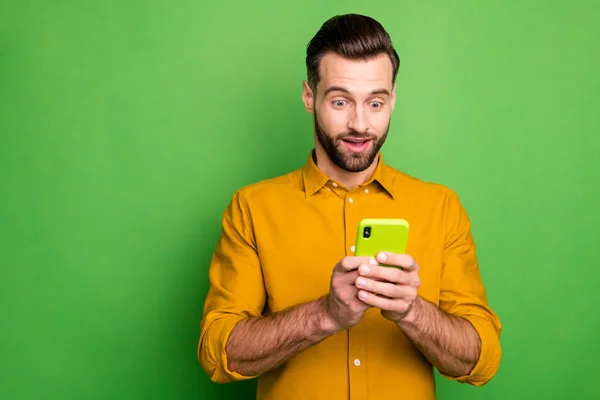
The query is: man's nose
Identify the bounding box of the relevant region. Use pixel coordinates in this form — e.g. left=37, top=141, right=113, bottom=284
left=348, top=106, right=368, bottom=133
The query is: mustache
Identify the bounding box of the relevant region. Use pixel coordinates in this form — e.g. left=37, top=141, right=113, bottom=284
left=335, top=132, right=378, bottom=140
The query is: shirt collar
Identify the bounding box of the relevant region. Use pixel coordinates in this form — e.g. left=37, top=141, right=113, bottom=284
left=302, top=149, right=396, bottom=199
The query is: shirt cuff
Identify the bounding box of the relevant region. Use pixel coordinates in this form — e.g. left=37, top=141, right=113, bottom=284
left=199, top=315, right=259, bottom=383
left=440, top=314, right=502, bottom=386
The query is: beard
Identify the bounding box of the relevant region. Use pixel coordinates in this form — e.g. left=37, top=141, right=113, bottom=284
left=313, top=109, right=390, bottom=173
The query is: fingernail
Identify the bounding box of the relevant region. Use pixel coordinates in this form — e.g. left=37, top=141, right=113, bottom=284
left=378, top=253, right=387, bottom=262
left=356, top=277, right=366, bottom=288
left=369, top=258, right=378, bottom=265
left=358, top=291, right=368, bottom=300
left=359, top=265, right=370, bottom=275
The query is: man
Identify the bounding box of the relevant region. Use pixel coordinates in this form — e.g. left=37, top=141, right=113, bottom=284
left=198, top=13, right=502, bottom=400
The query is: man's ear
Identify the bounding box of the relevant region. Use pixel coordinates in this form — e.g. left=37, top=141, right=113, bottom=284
left=302, top=81, right=314, bottom=113
left=391, top=83, right=397, bottom=112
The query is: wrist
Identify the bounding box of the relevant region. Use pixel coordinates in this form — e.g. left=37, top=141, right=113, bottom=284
left=397, top=297, right=422, bottom=327
left=316, top=296, right=342, bottom=334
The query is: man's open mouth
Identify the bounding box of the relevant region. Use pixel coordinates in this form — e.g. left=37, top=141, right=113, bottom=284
left=341, top=138, right=372, bottom=153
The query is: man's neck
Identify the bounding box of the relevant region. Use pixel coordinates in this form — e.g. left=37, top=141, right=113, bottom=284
left=314, top=147, right=379, bottom=191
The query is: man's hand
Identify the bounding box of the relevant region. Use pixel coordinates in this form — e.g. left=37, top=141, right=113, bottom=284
left=324, top=256, right=379, bottom=330
left=354, top=252, right=421, bottom=323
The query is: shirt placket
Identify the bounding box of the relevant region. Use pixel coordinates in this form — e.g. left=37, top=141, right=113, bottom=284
left=344, top=188, right=368, bottom=400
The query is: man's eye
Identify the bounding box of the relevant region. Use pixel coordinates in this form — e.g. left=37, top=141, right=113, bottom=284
left=333, top=100, right=346, bottom=107
left=371, top=102, right=383, bottom=109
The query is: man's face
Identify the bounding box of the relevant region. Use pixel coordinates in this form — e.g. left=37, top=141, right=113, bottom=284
left=303, top=52, right=396, bottom=173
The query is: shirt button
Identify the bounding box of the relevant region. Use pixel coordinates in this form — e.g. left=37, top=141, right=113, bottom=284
left=364, top=188, right=369, bottom=193
left=348, top=197, right=354, bottom=204
left=332, top=182, right=338, bottom=187
left=353, top=359, right=361, bottom=367
left=350, top=245, right=355, bottom=252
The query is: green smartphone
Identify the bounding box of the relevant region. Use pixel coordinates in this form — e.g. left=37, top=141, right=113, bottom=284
left=354, top=218, right=410, bottom=266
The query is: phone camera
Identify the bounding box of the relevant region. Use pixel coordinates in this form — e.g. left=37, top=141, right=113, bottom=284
left=363, top=226, right=371, bottom=239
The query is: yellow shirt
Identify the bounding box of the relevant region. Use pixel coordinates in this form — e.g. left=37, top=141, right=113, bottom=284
left=198, top=150, right=502, bottom=400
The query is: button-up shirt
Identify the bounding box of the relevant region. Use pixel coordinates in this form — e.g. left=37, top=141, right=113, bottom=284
left=198, top=150, right=502, bottom=400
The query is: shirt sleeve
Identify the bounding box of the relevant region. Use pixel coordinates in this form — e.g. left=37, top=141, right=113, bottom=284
left=438, top=189, right=502, bottom=386
left=197, top=189, right=267, bottom=383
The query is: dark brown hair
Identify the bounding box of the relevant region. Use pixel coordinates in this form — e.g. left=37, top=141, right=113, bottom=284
left=305, top=14, right=400, bottom=91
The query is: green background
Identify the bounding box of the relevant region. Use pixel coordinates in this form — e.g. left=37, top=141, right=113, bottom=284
left=1, top=1, right=598, bottom=399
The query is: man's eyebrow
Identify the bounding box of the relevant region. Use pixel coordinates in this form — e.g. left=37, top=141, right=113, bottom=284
left=323, top=86, right=391, bottom=97
left=370, top=88, right=391, bottom=96
left=323, top=86, right=350, bottom=96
